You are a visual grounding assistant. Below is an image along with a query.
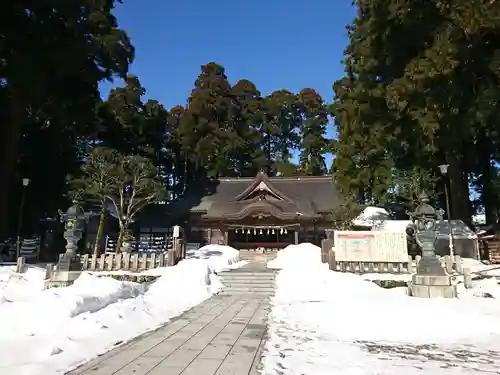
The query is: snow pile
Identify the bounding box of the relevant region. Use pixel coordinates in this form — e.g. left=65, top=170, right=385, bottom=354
left=462, top=257, right=500, bottom=276
left=352, top=206, right=391, bottom=227
left=186, top=244, right=246, bottom=272
left=0, top=273, right=141, bottom=340
left=0, top=246, right=243, bottom=375
left=0, top=265, right=45, bottom=303
left=263, top=243, right=500, bottom=374
left=267, top=243, right=321, bottom=270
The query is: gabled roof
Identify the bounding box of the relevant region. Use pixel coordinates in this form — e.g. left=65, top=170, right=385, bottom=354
left=233, top=171, right=292, bottom=202
left=189, top=172, right=341, bottom=220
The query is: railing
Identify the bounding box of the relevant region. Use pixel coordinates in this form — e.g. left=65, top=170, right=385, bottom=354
left=479, top=238, right=500, bottom=263
left=80, top=252, right=171, bottom=272
left=81, top=238, right=186, bottom=271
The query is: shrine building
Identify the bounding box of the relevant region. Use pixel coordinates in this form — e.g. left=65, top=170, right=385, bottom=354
left=184, top=171, right=341, bottom=250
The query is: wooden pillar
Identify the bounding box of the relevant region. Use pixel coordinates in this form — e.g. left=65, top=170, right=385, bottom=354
left=294, top=229, right=299, bottom=245
left=313, top=222, right=319, bottom=245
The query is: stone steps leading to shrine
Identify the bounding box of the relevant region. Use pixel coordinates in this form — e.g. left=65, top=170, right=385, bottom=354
left=238, top=250, right=278, bottom=262
left=217, top=269, right=276, bottom=297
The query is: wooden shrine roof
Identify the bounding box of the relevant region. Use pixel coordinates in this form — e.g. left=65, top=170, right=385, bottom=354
left=186, top=172, right=341, bottom=221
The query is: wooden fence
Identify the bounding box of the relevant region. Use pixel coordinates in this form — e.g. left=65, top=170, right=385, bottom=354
left=322, top=239, right=471, bottom=275
left=81, top=252, right=171, bottom=272
left=81, top=239, right=186, bottom=272
left=480, top=239, right=500, bottom=263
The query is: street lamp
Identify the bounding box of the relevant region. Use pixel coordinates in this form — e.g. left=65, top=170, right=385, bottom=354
left=438, top=164, right=454, bottom=257
left=16, top=178, right=30, bottom=259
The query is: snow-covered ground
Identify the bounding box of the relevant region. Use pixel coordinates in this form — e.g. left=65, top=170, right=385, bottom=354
left=1, top=265, right=46, bottom=303
left=265, top=243, right=500, bottom=375
left=0, top=244, right=244, bottom=375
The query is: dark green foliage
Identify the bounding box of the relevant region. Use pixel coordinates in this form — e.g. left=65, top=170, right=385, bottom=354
left=333, top=0, right=500, bottom=224
left=0, top=0, right=134, bottom=236
left=330, top=197, right=365, bottom=231
left=298, top=88, right=328, bottom=176
left=2, top=4, right=336, bottom=237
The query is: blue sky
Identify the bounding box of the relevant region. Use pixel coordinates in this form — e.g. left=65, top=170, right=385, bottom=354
left=100, top=0, right=357, bottom=167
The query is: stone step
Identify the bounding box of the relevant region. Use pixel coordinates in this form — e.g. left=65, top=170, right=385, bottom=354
left=223, top=285, right=275, bottom=291
left=222, top=283, right=274, bottom=287
left=223, top=287, right=276, bottom=293
left=221, top=280, right=275, bottom=286
left=220, top=274, right=275, bottom=279
left=219, top=275, right=275, bottom=280
left=221, top=279, right=275, bottom=285
left=217, top=272, right=276, bottom=277
left=218, top=290, right=275, bottom=296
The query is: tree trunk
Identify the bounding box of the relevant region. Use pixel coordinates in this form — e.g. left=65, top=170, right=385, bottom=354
left=115, top=223, right=127, bottom=253
left=478, top=136, right=496, bottom=225
left=445, top=151, right=471, bottom=225
left=0, top=92, right=24, bottom=238
left=93, top=205, right=107, bottom=255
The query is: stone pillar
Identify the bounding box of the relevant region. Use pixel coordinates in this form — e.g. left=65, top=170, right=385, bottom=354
left=294, top=230, right=299, bottom=245
left=328, top=249, right=336, bottom=271
left=224, top=228, right=229, bottom=245
left=321, top=239, right=333, bottom=263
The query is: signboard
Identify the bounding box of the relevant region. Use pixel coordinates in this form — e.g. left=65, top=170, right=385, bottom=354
left=334, top=231, right=408, bottom=262
left=335, top=232, right=374, bottom=261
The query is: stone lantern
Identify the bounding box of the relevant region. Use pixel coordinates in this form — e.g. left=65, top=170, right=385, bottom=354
left=46, top=200, right=89, bottom=288
left=61, top=201, right=87, bottom=255
left=406, top=192, right=457, bottom=298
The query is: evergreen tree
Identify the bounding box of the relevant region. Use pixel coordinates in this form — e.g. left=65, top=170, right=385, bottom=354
left=298, top=88, right=328, bottom=175
left=261, top=90, right=301, bottom=176
left=230, top=79, right=266, bottom=176
left=0, top=0, right=133, bottom=236
left=333, top=0, right=500, bottom=225
left=180, top=62, right=237, bottom=178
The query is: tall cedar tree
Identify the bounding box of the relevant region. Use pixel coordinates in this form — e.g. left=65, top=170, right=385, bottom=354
left=334, top=0, right=500, bottom=224
left=180, top=63, right=240, bottom=178
left=261, top=91, right=302, bottom=176
left=230, top=79, right=267, bottom=176
left=298, top=88, right=328, bottom=175
left=382, top=0, right=500, bottom=223
left=0, top=0, right=133, bottom=236
left=99, top=75, right=168, bottom=164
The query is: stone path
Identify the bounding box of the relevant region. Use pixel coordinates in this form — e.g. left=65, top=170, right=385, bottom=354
left=67, top=261, right=274, bottom=375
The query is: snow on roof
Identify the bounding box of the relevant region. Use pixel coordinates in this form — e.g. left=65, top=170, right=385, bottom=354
left=372, top=219, right=477, bottom=239
left=351, top=206, right=391, bottom=227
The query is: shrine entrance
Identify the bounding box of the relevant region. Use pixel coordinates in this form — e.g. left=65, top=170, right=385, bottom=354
left=227, top=224, right=299, bottom=251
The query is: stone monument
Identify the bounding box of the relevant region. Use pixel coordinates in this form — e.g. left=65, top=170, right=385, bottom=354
left=407, top=192, right=457, bottom=298
left=45, top=201, right=88, bottom=288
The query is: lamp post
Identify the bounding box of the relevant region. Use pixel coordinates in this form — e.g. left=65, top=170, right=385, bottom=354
left=438, top=164, right=454, bottom=257
left=16, top=178, right=31, bottom=259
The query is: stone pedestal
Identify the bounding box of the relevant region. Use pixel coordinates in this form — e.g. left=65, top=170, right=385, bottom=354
left=407, top=256, right=457, bottom=298
left=121, top=241, right=133, bottom=253
left=44, top=252, right=83, bottom=289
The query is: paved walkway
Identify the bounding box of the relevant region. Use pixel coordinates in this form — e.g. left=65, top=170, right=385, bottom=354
left=68, top=263, right=273, bottom=375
